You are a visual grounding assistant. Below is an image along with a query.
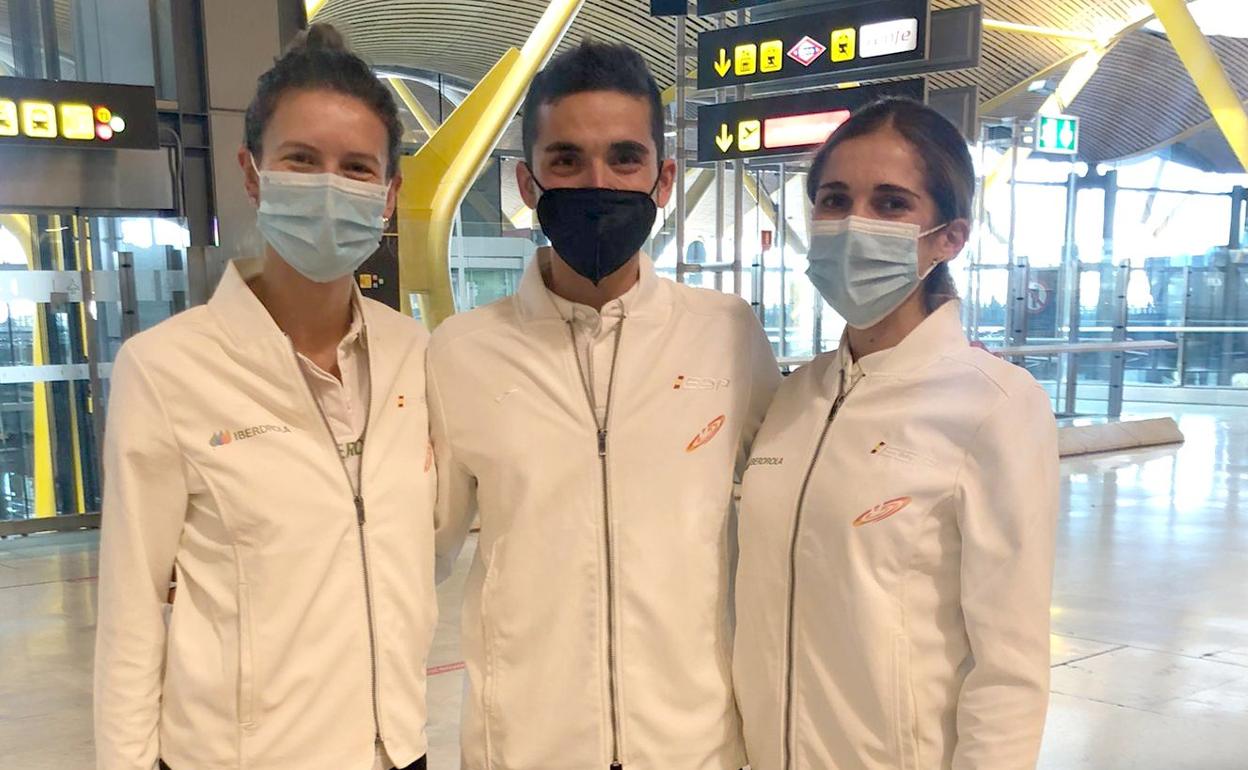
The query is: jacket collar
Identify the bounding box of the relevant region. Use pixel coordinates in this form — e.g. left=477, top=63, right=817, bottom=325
left=206, top=260, right=414, bottom=400
left=515, top=247, right=668, bottom=323
left=206, top=258, right=288, bottom=350
left=208, top=258, right=374, bottom=347
left=827, top=300, right=968, bottom=388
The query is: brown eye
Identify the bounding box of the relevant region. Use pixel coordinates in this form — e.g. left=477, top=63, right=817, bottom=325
left=820, top=193, right=850, bottom=212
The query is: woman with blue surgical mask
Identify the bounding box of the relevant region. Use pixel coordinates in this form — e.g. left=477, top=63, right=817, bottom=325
left=734, top=98, right=1059, bottom=770
left=94, top=24, right=436, bottom=770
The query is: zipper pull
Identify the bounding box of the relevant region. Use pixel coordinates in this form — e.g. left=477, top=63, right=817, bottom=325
left=355, top=495, right=366, bottom=524
left=610, top=764, right=623, bottom=770
left=597, top=429, right=608, bottom=457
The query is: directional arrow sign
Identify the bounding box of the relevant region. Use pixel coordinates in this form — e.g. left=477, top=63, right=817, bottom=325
left=697, top=79, right=926, bottom=162
left=697, top=0, right=928, bottom=90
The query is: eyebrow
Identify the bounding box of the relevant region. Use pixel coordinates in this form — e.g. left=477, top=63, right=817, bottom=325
left=542, top=140, right=651, bottom=157
left=275, top=141, right=320, bottom=155
left=875, top=183, right=920, bottom=198
left=341, top=152, right=382, bottom=168
left=609, top=140, right=650, bottom=157
left=543, top=141, right=583, bottom=154
left=817, top=181, right=920, bottom=198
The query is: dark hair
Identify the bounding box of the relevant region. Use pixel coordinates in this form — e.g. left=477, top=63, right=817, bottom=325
left=806, top=98, right=974, bottom=313
left=244, top=23, right=402, bottom=177
left=521, top=40, right=665, bottom=168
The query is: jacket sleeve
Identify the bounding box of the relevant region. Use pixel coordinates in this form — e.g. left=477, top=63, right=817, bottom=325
left=736, top=306, right=782, bottom=482
left=94, top=345, right=189, bottom=770
left=952, top=383, right=1059, bottom=770
left=427, top=349, right=478, bottom=583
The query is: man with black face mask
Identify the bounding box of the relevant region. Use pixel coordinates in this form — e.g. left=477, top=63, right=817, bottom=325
left=427, top=41, right=781, bottom=770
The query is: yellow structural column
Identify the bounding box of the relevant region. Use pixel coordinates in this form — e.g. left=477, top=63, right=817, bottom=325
left=397, top=0, right=584, bottom=327
left=1148, top=0, right=1248, bottom=172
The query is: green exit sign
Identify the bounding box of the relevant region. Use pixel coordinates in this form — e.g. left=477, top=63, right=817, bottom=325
left=1036, top=114, right=1079, bottom=155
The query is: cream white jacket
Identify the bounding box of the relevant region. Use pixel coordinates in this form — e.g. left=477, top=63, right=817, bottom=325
left=428, top=254, right=781, bottom=770
left=734, top=301, right=1058, bottom=770
left=94, top=260, right=437, bottom=770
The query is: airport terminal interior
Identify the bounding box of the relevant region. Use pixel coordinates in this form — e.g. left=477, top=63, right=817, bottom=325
left=1, top=0, right=1247, bottom=768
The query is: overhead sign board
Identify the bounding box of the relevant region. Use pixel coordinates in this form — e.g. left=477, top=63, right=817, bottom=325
left=1035, top=114, right=1079, bottom=155
left=650, top=0, right=688, bottom=16
left=697, top=0, right=929, bottom=89
left=697, top=0, right=794, bottom=14
left=697, top=78, right=926, bottom=162
left=0, top=77, right=158, bottom=150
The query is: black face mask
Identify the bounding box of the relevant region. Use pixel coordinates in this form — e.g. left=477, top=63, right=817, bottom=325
left=532, top=175, right=660, bottom=285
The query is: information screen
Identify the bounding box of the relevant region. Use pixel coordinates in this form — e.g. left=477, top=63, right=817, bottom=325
left=0, top=77, right=158, bottom=150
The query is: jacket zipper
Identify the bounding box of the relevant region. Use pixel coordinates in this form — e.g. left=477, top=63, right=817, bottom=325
left=287, top=340, right=383, bottom=750
left=567, top=317, right=627, bottom=770
left=782, top=364, right=859, bottom=770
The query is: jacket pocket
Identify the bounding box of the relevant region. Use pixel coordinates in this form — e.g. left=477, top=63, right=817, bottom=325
left=893, top=635, right=920, bottom=770
left=237, top=582, right=257, bottom=727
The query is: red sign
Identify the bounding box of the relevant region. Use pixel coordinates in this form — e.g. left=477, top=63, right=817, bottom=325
left=764, top=109, right=852, bottom=150
left=761, top=230, right=774, bottom=252
left=787, top=35, right=827, bottom=67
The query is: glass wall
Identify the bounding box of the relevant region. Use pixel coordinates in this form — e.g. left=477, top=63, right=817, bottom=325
left=0, top=211, right=187, bottom=527
left=0, top=0, right=173, bottom=98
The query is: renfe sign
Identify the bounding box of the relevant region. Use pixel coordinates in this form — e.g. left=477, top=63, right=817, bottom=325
left=0, top=77, right=158, bottom=150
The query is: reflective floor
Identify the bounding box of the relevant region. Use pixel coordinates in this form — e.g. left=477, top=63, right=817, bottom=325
left=2, top=407, right=1246, bottom=769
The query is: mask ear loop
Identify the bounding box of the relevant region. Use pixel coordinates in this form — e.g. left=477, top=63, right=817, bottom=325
left=918, top=222, right=951, bottom=279
left=528, top=163, right=549, bottom=196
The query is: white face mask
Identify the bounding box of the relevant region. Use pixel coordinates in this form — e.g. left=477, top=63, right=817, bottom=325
left=806, top=215, right=948, bottom=330
left=253, top=157, right=390, bottom=283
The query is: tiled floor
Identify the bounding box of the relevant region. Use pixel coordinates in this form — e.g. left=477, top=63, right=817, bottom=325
left=2, top=408, right=1247, bottom=769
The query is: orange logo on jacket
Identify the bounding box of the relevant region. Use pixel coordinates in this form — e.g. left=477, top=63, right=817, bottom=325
left=852, top=496, right=912, bottom=527
left=686, top=415, right=726, bottom=453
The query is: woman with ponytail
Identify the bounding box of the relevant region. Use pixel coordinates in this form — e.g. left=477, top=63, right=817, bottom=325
left=94, top=25, right=433, bottom=770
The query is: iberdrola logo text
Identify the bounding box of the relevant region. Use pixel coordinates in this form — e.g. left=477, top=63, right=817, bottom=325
left=209, top=424, right=292, bottom=448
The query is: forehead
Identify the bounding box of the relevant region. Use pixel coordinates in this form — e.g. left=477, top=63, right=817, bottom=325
left=534, top=90, right=656, bottom=152
left=819, top=127, right=927, bottom=193
left=263, top=88, right=389, bottom=160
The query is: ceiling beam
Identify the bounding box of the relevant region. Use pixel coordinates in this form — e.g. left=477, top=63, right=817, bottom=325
left=1148, top=0, right=1248, bottom=173
left=983, top=18, right=1104, bottom=45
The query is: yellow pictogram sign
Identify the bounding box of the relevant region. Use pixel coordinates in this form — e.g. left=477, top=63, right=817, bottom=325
left=59, top=103, right=95, bottom=141
left=714, top=48, right=732, bottom=77
left=760, top=39, right=783, bottom=73
left=21, top=101, right=57, bottom=138
left=734, top=43, right=758, bottom=76
left=0, top=100, right=17, bottom=137
left=831, top=28, right=856, bottom=62
left=715, top=123, right=735, bottom=153
left=738, top=120, right=762, bottom=152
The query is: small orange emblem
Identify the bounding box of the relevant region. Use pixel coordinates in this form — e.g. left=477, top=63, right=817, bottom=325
left=686, top=415, right=726, bottom=453
left=852, top=496, right=912, bottom=527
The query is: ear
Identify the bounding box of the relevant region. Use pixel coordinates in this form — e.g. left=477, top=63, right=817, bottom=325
left=517, top=161, right=541, bottom=210
left=238, top=147, right=260, bottom=207
left=654, top=158, right=678, bottom=209
left=936, top=218, right=970, bottom=263
left=384, top=173, right=402, bottom=221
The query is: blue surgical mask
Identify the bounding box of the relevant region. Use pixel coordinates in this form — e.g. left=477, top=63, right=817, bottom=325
left=806, top=215, right=947, bottom=329
left=253, top=158, right=390, bottom=283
